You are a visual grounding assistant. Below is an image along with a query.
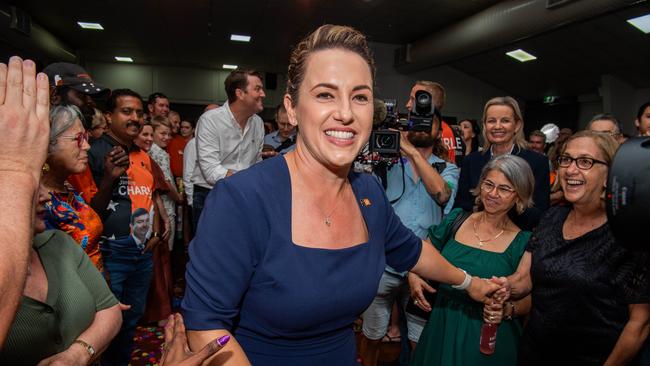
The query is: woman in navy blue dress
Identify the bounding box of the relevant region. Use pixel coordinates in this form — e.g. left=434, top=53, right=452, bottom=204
left=182, top=24, right=501, bottom=366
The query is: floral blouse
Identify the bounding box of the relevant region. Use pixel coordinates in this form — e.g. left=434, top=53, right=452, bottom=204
left=44, top=188, right=104, bottom=273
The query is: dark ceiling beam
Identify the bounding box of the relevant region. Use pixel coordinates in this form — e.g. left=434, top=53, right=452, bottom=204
left=396, top=0, right=640, bottom=73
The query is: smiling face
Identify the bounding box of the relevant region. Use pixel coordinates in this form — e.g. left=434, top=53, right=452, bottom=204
left=559, top=136, right=609, bottom=207
left=478, top=170, right=518, bottom=215
left=106, top=96, right=144, bottom=144
left=285, top=48, right=373, bottom=170
left=240, top=75, right=266, bottom=114
left=528, top=135, right=545, bottom=154
left=135, top=124, right=154, bottom=151
left=484, top=105, right=520, bottom=147
left=48, top=119, right=90, bottom=175
left=149, top=97, right=170, bottom=117
left=169, top=112, right=181, bottom=134
left=153, top=124, right=171, bottom=149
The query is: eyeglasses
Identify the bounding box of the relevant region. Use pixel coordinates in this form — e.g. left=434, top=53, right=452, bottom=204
left=59, top=131, right=89, bottom=147
left=480, top=180, right=515, bottom=196
left=557, top=155, right=607, bottom=170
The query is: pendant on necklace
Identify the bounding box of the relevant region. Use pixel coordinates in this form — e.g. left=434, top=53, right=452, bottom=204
left=325, top=217, right=332, bottom=227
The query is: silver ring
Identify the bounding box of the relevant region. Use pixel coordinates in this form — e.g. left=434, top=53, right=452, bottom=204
left=489, top=315, right=495, bottom=321
left=414, top=299, right=419, bottom=305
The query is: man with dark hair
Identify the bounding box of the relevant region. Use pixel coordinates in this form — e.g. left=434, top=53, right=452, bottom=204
left=148, top=92, right=170, bottom=118
left=528, top=130, right=547, bottom=155
left=263, top=103, right=297, bottom=158
left=191, top=69, right=265, bottom=227
left=80, top=88, right=162, bottom=366
left=359, top=89, right=459, bottom=365
left=636, top=101, right=650, bottom=136
left=130, top=208, right=151, bottom=245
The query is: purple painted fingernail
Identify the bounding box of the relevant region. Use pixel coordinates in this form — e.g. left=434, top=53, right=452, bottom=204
left=217, top=335, right=230, bottom=347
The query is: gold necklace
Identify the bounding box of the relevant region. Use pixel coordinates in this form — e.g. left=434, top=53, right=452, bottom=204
left=319, top=183, right=349, bottom=227
left=291, top=157, right=349, bottom=227
left=472, top=213, right=505, bottom=247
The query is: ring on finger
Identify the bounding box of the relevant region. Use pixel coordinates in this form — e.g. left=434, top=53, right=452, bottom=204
left=414, top=299, right=419, bottom=305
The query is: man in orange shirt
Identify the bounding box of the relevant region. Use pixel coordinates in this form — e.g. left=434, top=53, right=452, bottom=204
left=167, top=117, right=194, bottom=179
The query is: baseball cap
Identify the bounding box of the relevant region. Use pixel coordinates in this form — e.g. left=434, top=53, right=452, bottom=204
left=43, top=62, right=109, bottom=95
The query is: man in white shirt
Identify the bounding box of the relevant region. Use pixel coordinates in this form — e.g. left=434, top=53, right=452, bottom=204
left=191, top=69, right=266, bottom=224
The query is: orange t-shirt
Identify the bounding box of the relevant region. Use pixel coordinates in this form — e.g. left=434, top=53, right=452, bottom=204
left=440, top=121, right=465, bottom=164
left=167, top=135, right=190, bottom=178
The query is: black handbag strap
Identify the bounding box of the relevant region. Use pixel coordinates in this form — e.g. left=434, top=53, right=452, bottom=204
left=448, top=210, right=471, bottom=242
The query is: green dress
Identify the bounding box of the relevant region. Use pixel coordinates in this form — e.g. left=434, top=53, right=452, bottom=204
left=411, top=208, right=531, bottom=366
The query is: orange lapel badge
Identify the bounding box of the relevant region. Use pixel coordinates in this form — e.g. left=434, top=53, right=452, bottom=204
left=360, top=198, right=372, bottom=207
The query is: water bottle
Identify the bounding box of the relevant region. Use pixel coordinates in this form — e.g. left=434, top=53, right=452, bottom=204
left=479, top=322, right=498, bottom=355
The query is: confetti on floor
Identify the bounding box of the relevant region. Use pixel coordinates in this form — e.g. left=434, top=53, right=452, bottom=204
left=129, top=325, right=164, bottom=366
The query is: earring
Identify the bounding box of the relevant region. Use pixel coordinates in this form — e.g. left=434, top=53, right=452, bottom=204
left=515, top=200, right=524, bottom=214
left=42, top=163, right=50, bottom=173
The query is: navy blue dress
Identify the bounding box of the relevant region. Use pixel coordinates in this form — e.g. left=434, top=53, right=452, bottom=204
left=182, top=156, right=422, bottom=365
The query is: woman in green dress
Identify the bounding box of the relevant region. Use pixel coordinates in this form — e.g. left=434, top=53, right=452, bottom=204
left=411, top=154, right=535, bottom=366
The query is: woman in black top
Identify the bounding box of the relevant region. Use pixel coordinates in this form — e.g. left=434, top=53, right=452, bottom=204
left=505, top=130, right=650, bottom=365
left=455, top=97, right=549, bottom=230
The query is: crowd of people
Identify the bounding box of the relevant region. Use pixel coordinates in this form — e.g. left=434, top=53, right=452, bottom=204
left=0, top=23, right=649, bottom=366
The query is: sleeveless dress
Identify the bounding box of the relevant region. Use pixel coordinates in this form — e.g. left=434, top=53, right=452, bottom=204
left=411, top=208, right=531, bottom=366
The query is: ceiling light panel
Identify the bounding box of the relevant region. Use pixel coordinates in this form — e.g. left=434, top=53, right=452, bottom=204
left=222, top=64, right=238, bottom=70
left=506, top=49, right=537, bottom=62
left=627, top=14, right=650, bottom=34
left=115, top=57, right=134, bottom=62
left=77, top=22, right=104, bottom=30
left=230, top=34, right=251, bottom=42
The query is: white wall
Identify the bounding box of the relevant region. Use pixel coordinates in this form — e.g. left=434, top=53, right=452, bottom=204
left=85, top=62, right=286, bottom=107
left=599, top=75, right=650, bottom=136
left=87, top=43, right=507, bottom=121
left=577, top=93, right=604, bottom=131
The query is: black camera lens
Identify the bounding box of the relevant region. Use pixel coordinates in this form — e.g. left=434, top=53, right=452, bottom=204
left=416, top=93, right=430, bottom=108
left=377, top=134, right=396, bottom=148
left=369, top=130, right=400, bottom=154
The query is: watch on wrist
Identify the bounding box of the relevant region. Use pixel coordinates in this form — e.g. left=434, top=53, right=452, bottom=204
left=73, top=339, right=95, bottom=360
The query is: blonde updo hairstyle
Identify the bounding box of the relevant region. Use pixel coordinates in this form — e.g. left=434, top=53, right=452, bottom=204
left=286, top=24, right=376, bottom=107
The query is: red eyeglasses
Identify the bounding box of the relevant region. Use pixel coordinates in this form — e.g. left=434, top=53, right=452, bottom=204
left=59, top=131, right=89, bottom=147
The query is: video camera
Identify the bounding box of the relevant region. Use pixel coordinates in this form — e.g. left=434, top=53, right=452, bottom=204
left=606, top=137, right=650, bottom=252
left=368, top=90, right=440, bottom=155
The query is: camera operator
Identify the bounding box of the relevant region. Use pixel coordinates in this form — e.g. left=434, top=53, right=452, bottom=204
left=359, top=91, right=459, bottom=365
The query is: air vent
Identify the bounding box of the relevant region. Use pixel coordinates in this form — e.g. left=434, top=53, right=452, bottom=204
left=546, top=0, right=576, bottom=9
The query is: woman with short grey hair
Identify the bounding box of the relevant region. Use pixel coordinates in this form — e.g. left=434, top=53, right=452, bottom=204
left=41, top=104, right=105, bottom=271
left=411, top=154, right=534, bottom=366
